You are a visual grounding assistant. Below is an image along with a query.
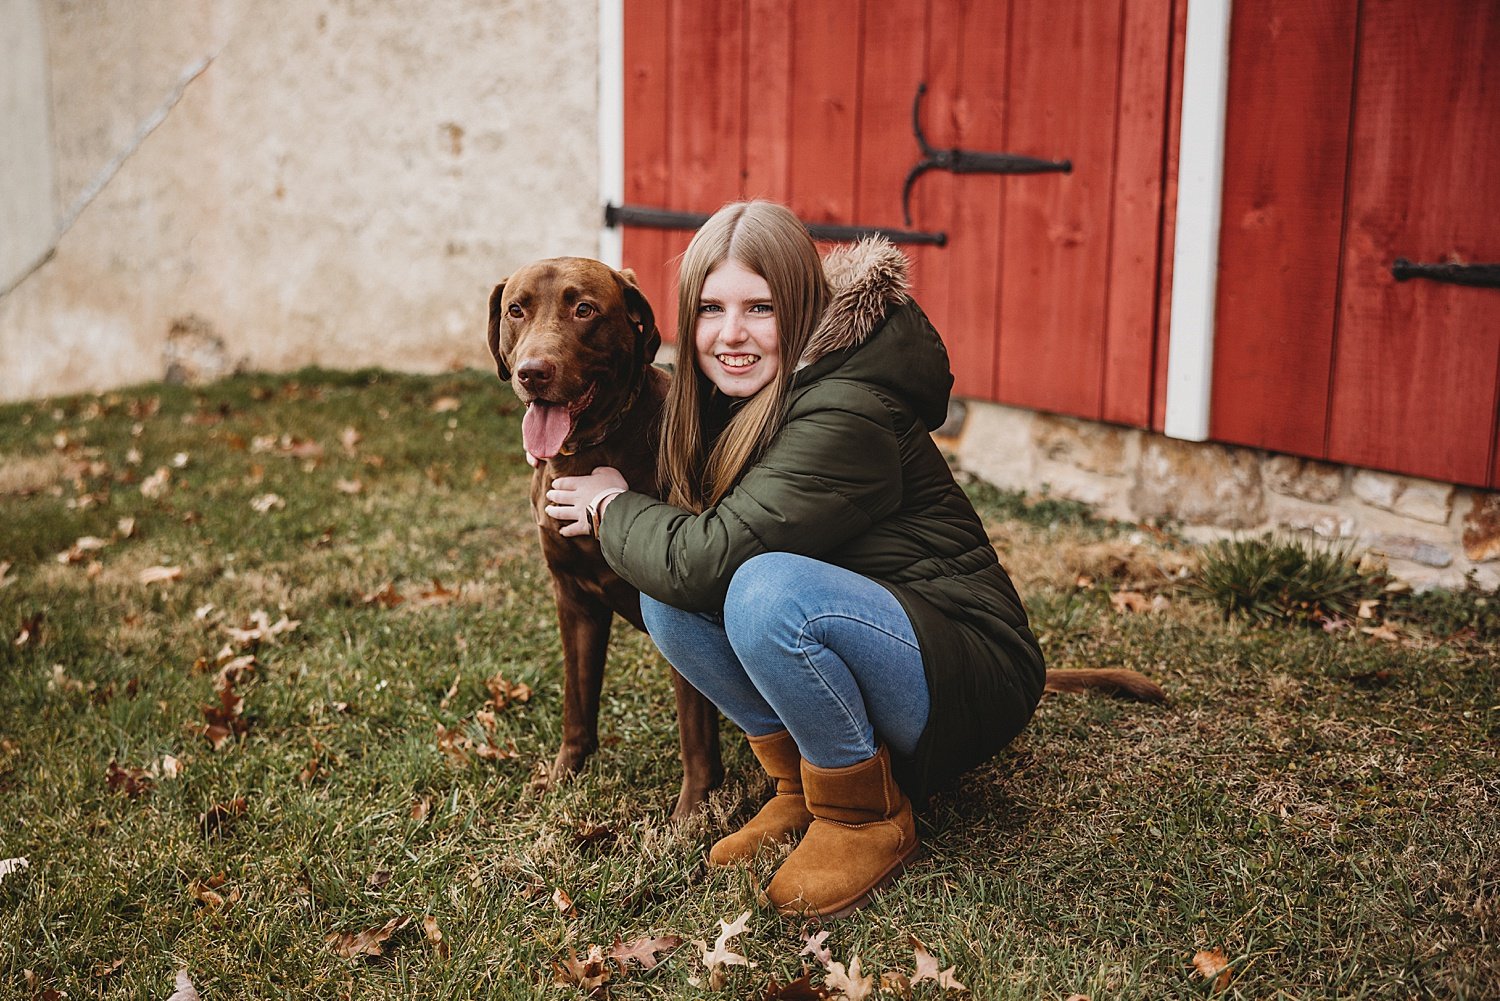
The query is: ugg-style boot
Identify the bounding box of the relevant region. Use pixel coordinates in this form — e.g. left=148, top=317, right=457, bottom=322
left=765, top=745, right=917, bottom=918
left=709, top=730, right=814, bottom=866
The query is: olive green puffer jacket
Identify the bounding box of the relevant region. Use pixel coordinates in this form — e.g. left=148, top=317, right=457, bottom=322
left=600, top=238, right=1046, bottom=803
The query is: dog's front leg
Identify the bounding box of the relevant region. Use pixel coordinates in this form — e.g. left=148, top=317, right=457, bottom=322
left=669, top=668, right=724, bottom=823
left=549, top=579, right=612, bottom=783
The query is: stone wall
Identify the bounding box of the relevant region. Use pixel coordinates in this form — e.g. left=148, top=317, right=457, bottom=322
left=0, top=0, right=601, bottom=402
left=949, top=400, right=1500, bottom=590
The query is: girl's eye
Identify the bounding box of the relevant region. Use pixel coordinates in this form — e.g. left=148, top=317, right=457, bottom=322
left=697, top=303, right=722, bottom=314
left=507, top=303, right=524, bottom=319
left=750, top=303, right=773, bottom=314
left=574, top=302, right=596, bottom=319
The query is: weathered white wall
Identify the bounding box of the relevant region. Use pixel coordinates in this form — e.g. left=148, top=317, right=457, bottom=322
left=0, top=0, right=602, bottom=401
left=0, top=0, right=55, bottom=294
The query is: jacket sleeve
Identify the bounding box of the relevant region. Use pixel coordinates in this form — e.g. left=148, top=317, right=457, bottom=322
left=598, top=387, right=903, bottom=612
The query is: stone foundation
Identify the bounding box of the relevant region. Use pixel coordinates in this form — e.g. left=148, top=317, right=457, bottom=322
left=945, top=400, right=1500, bottom=590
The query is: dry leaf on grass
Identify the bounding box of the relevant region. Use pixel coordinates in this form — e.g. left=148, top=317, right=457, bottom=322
left=165, top=969, right=200, bottom=1001
left=250, top=492, right=285, bottom=513
left=15, top=612, right=43, bottom=648
left=362, top=581, right=405, bottom=608
left=140, top=466, right=172, bottom=498
left=0, top=560, right=13, bottom=587
left=552, top=887, right=574, bottom=915
left=880, top=971, right=912, bottom=997
left=555, top=944, right=611, bottom=995
left=335, top=478, right=364, bottom=494
left=1361, top=622, right=1402, bottom=643
left=606, top=934, right=681, bottom=971
left=92, top=957, right=126, bottom=977
left=0, top=857, right=30, bottom=884
left=692, top=910, right=756, bottom=988
left=800, top=929, right=832, bottom=967
left=106, top=760, right=154, bottom=798
left=1192, top=948, right=1233, bottom=992
left=764, top=972, right=837, bottom=999
left=139, top=565, right=183, bottom=585
left=340, top=426, right=362, bottom=455
left=422, top=914, right=450, bottom=960
left=909, top=937, right=966, bottom=991
left=431, top=396, right=461, bottom=413
left=824, top=956, right=875, bottom=1000
left=417, top=579, right=459, bottom=605
left=202, top=677, right=248, bottom=750
left=485, top=672, right=532, bottom=709
left=1063, top=995, right=1092, bottom=1001
left=199, top=797, right=247, bottom=837
left=224, top=610, right=300, bottom=647
left=326, top=916, right=411, bottom=959
left=56, top=535, right=109, bottom=564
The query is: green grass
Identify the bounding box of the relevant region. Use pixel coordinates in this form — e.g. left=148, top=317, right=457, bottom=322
left=1, top=369, right=1495, bottom=999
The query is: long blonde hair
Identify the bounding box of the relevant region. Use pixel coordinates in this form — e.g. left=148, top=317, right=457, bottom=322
left=660, top=201, right=829, bottom=511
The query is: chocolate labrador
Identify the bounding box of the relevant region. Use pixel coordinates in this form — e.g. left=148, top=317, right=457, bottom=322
left=487, top=258, right=722, bottom=822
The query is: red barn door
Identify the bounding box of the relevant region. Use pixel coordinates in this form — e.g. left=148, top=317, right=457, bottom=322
left=621, top=0, right=1180, bottom=427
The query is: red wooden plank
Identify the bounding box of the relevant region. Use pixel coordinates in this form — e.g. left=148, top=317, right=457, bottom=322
left=743, top=0, right=793, bottom=201
left=669, top=0, right=745, bottom=215
left=1100, top=0, right=1174, bottom=428
left=996, top=0, right=1123, bottom=418
left=1151, top=0, right=1187, bottom=432
left=1209, top=0, right=1358, bottom=455
left=787, top=0, right=862, bottom=225
left=1326, top=0, right=1500, bottom=488
left=622, top=0, right=673, bottom=335
left=933, top=0, right=1009, bottom=401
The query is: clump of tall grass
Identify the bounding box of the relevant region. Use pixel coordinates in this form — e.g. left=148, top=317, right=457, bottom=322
left=1185, top=534, right=1385, bottom=625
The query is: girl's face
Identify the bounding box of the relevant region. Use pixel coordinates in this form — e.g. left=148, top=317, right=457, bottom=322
left=694, top=259, right=779, bottom=398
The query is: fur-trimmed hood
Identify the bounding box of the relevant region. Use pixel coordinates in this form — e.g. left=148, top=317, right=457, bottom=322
left=802, top=237, right=912, bottom=365
left=794, top=237, right=953, bottom=432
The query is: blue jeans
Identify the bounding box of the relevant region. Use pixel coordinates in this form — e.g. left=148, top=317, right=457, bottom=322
left=640, top=552, right=931, bottom=769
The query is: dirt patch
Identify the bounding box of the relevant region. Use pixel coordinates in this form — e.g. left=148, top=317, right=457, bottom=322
left=0, top=453, right=73, bottom=496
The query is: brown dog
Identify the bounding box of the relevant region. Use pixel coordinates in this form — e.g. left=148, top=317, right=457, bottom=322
left=487, top=257, right=723, bottom=822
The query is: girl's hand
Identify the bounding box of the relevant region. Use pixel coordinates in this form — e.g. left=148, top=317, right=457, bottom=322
left=545, top=467, right=629, bottom=538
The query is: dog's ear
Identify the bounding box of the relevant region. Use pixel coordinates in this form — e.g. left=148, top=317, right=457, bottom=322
left=616, top=269, right=661, bottom=368
left=486, top=280, right=511, bottom=380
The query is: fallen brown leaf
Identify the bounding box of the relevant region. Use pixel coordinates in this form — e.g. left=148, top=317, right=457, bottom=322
left=1192, top=948, right=1232, bottom=992
left=250, top=492, right=285, bottom=513
left=340, top=426, right=362, bottom=455
left=485, top=672, right=532, bottom=709
left=824, top=956, right=874, bottom=1001
left=431, top=396, right=461, bottom=413
left=694, top=910, right=755, bottom=974
left=552, top=887, right=574, bottom=915
left=800, top=929, right=832, bottom=968
left=57, top=535, right=109, bottom=564
left=14, top=612, right=43, bottom=648
left=1360, top=622, right=1402, bottom=643
left=139, top=565, right=183, bottom=585
left=410, top=795, right=432, bottom=822
left=202, top=677, right=248, bottom=750
left=1109, top=590, right=1151, bottom=614
left=326, top=916, right=411, bottom=959
left=165, top=969, right=200, bottom=1001
left=417, top=579, right=459, bottom=605
left=880, top=971, right=912, bottom=998
left=422, top=914, right=450, bottom=960
left=189, top=875, right=226, bottom=910
left=367, top=869, right=393, bottom=891
left=224, top=609, right=299, bottom=647
left=909, top=937, right=966, bottom=991
left=106, top=760, right=154, bottom=798
left=763, top=972, right=837, bottom=999
left=0, top=858, right=30, bottom=885
left=555, top=944, right=611, bottom=995
left=606, top=934, right=681, bottom=971
left=140, top=466, right=172, bottom=498
left=92, top=957, right=126, bottom=977
left=335, top=477, right=364, bottom=494
left=199, top=797, right=247, bottom=837
left=362, top=581, right=405, bottom=608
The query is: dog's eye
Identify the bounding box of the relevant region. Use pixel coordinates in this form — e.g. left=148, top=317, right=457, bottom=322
left=574, top=302, right=596, bottom=320
left=507, top=303, right=524, bottom=319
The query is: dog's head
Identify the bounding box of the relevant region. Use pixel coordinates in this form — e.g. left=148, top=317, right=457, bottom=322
left=487, top=258, right=660, bottom=460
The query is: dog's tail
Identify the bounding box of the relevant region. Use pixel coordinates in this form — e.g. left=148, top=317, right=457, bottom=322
left=1044, top=668, right=1166, bottom=703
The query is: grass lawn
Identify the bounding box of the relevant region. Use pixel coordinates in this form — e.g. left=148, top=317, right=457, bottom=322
left=1, top=368, right=1495, bottom=1000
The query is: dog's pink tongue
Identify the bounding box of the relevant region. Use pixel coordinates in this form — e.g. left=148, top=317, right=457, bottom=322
left=522, top=402, right=573, bottom=459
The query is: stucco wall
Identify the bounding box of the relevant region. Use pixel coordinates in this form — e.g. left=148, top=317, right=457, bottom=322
left=0, top=0, right=55, bottom=293
left=0, top=0, right=602, bottom=402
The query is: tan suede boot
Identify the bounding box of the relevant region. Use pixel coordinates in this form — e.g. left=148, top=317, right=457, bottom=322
left=708, top=730, right=814, bottom=866
left=765, top=746, right=918, bottom=918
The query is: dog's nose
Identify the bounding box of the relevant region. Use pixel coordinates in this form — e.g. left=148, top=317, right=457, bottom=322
left=515, top=358, right=555, bottom=390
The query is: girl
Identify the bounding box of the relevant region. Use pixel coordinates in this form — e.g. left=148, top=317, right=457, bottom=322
left=545, top=200, right=1045, bottom=919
